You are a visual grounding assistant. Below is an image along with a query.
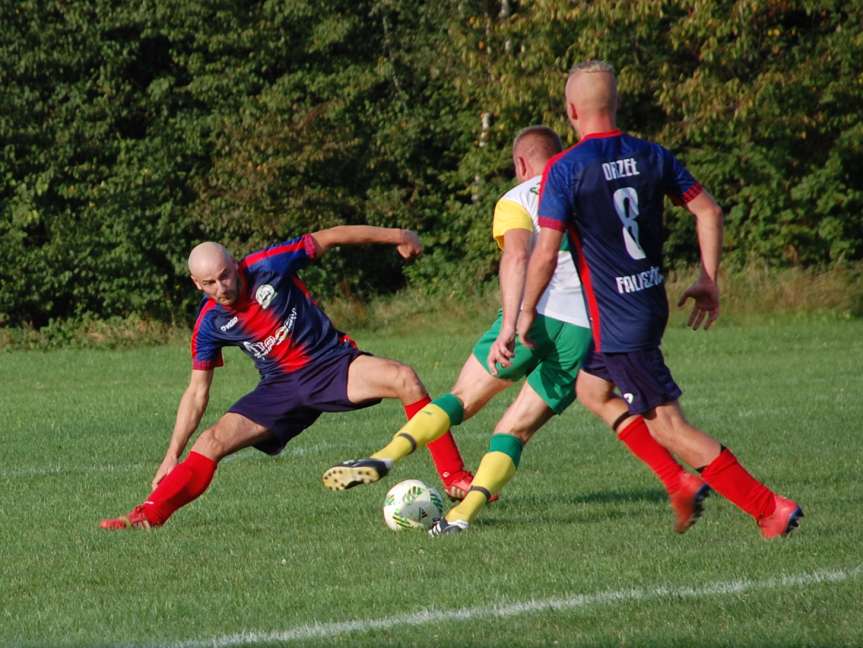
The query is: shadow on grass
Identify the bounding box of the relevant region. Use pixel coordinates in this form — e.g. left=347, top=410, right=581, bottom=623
left=477, top=487, right=668, bottom=528
left=508, top=487, right=667, bottom=507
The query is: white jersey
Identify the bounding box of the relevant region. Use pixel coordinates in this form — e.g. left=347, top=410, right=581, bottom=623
left=492, top=175, right=589, bottom=328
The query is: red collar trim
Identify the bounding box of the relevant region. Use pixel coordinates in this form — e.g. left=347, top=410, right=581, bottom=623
left=577, top=129, right=623, bottom=144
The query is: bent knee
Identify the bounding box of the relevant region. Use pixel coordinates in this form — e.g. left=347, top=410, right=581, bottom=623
left=193, top=427, right=227, bottom=459
left=493, top=407, right=546, bottom=441
left=392, top=362, right=426, bottom=401
left=577, top=392, right=605, bottom=417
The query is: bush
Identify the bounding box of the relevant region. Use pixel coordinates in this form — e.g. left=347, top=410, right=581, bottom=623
left=1, top=1, right=861, bottom=329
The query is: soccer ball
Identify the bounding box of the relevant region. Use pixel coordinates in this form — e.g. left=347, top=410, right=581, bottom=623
left=382, top=479, right=444, bottom=531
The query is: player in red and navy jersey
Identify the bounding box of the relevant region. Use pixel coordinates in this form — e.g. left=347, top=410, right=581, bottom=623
left=100, top=225, right=465, bottom=530
left=518, top=60, right=802, bottom=539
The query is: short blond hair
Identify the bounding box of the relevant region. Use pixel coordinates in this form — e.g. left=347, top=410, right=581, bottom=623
left=512, top=125, right=563, bottom=160
left=569, top=60, right=615, bottom=75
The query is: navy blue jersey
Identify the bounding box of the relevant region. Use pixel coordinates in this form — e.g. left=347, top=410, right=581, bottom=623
left=190, top=235, right=354, bottom=379
left=538, top=130, right=702, bottom=352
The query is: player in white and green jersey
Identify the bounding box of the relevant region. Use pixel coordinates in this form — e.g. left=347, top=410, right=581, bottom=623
left=323, top=127, right=592, bottom=534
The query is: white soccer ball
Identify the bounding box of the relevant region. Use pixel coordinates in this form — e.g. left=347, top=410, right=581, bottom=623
left=382, top=479, right=444, bottom=531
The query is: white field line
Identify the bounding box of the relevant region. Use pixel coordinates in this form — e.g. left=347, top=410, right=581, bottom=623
left=0, top=442, right=340, bottom=479
left=159, top=565, right=863, bottom=648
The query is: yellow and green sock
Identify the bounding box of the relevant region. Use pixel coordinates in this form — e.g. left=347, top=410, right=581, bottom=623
left=447, top=433, right=523, bottom=524
left=371, top=393, right=464, bottom=463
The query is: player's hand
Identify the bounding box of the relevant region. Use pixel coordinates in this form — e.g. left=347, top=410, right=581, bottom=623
left=516, top=307, right=537, bottom=349
left=487, top=324, right=517, bottom=376
left=677, top=276, right=720, bottom=330
left=396, top=230, right=422, bottom=260
left=151, top=455, right=178, bottom=490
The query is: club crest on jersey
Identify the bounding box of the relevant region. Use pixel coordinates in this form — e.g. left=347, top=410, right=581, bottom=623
left=255, top=284, right=276, bottom=309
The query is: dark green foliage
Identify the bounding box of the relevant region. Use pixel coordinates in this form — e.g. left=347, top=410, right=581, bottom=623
left=1, top=0, right=861, bottom=327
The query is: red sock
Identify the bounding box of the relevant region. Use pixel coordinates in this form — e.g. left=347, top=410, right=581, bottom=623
left=618, top=416, right=686, bottom=494
left=404, top=396, right=466, bottom=481
left=700, top=448, right=776, bottom=520
left=143, top=451, right=217, bottom=525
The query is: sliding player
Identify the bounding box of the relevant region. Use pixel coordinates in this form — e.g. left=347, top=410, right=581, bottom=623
left=100, top=226, right=459, bottom=529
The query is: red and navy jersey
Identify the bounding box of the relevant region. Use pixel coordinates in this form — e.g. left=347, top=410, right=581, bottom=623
left=538, top=130, right=702, bottom=352
left=190, top=234, right=353, bottom=379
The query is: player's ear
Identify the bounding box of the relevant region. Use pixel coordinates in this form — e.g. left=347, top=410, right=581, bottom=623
left=568, top=101, right=578, bottom=123
left=516, top=155, right=528, bottom=179
left=190, top=275, right=204, bottom=291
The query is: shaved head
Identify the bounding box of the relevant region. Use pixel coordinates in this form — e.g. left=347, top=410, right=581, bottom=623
left=512, top=126, right=563, bottom=166
left=511, top=125, right=563, bottom=181
left=564, top=60, right=618, bottom=136
left=188, top=242, right=241, bottom=306
left=188, top=242, right=233, bottom=276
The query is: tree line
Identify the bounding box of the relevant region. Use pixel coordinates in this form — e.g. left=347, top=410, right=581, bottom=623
left=2, top=0, right=860, bottom=328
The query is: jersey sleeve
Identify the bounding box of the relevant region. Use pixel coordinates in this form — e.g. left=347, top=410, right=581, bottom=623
left=492, top=198, right=533, bottom=250
left=662, top=147, right=703, bottom=206
left=190, top=301, right=224, bottom=370
left=242, top=234, right=318, bottom=276
left=537, top=158, right=573, bottom=231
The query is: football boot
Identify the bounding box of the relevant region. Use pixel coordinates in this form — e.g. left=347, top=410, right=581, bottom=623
left=322, top=458, right=391, bottom=491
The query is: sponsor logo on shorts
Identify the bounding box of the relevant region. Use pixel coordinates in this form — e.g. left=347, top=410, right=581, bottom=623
left=220, top=316, right=239, bottom=332
left=255, top=284, right=276, bottom=309
left=243, top=308, right=297, bottom=359
left=623, top=393, right=635, bottom=404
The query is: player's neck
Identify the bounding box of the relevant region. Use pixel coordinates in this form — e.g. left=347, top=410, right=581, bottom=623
left=576, top=115, right=618, bottom=140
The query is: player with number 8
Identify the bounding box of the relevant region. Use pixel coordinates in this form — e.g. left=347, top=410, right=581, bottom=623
left=517, top=60, right=802, bottom=539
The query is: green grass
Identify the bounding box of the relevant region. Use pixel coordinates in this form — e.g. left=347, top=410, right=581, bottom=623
left=1, top=317, right=862, bottom=647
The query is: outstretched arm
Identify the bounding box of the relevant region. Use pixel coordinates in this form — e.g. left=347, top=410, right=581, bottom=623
left=517, top=227, right=562, bottom=346
left=151, top=368, right=214, bottom=489
left=310, top=225, right=422, bottom=260
left=677, top=190, right=723, bottom=330
left=486, top=228, right=531, bottom=373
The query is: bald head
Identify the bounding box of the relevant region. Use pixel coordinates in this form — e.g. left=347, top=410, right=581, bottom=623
left=511, top=125, right=563, bottom=181
left=564, top=60, right=618, bottom=137
left=188, top=242, right=241, bottom=306
left=188, top=242, right=233, bottom=276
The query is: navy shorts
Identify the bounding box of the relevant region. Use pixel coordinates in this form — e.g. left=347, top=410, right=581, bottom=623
left=228, top=346, right=380, bottom=455
left=581, top=347, right=682, bottom=414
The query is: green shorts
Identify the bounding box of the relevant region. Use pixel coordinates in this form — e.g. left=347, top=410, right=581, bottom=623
left=472, top=311, right=593, bottom=414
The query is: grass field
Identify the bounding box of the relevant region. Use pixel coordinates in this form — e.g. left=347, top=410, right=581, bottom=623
left=2, top=316, right=862, bottom=647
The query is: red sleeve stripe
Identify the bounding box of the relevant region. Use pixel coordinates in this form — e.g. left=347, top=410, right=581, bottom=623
left=303, top=233, right=320, bottom=260
left=243, top=238, right=306, bottom=268
left=190, top=299, right=218, bottom=361
left=193, top=357, right=223, bottom=370
left=538, top=216, right=566, bottom=231
left=682, top=182, right=703, bottom=203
